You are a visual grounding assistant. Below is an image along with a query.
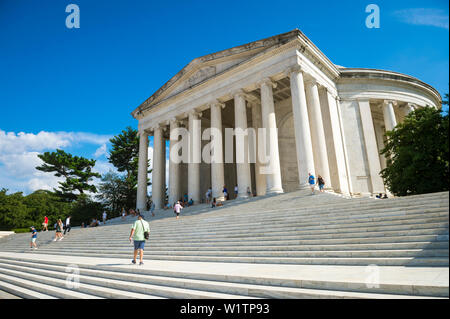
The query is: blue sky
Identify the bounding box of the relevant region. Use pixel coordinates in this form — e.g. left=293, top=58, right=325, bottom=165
left=0, top=0, right=448, bottom=194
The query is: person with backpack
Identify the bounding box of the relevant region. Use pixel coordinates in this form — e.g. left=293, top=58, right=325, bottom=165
left=317, top=175, right=325, bottom=193
left=129, top=214, right=150, bottom=265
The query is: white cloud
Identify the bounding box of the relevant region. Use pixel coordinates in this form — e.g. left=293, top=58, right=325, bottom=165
left=394, top=8, right=449, bottom=29
left=0, top=129, right=113, bottom=195
left=94, top=144, right=107, bottom=158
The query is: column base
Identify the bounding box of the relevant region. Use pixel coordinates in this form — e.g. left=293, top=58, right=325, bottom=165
left=235, top=193, right=251, bottom=200
left=266, top=188, right=284, bottom=195
left=297, top=183, right=312, bottom=191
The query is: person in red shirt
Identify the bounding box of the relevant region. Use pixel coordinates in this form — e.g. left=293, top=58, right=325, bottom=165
left=42, top=216, right=49, bottom=231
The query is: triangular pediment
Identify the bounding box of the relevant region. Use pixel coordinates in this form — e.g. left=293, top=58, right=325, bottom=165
left=165, top=52, right=262, bottom=100
left=136, top=30, right=303, bottom=112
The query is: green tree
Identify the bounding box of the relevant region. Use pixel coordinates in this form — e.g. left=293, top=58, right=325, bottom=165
left=36, top=149, right=101, bottom=201
left=69, top=194, right=105, bottom=226
left=380, top=106, right=449, bottom=196
left=0, top=189, right=29, bottom=230
left=108, top=127, right=151, bottom=208
left=96, top=171, right=129, bottom=215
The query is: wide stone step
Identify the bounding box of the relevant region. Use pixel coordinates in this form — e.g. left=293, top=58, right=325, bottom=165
left=0, top=256, right=447, bottom=298
left=149, top=206, right=448, bottom=229
left=24, top=247, right=448, bottom=258
left=13, top=241, right=448, bottom=251
left=0, top=272, right=100, bottom=299
left=49, top=228, right=448, bottom=245
left=0, top=278, right=56, bottom=299
left=183, top=199, right=448, bottom=220
left=1, top=234, right=447, bottom=252
left=63, top=215, right=449, bottom=238
left=0, top=266, right=167, bottom=299
left=16, top=249, right=449, bottom=266
left=0, top=261, right=255, bottom=299
left=73, top=223, right=448, bottom=241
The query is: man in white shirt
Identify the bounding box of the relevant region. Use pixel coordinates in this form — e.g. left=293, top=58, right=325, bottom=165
left=174, top=201, right=183, bottom=220
left=102, top=211, right=107, bottom=224
left=64, top=216, right=71, bottom=235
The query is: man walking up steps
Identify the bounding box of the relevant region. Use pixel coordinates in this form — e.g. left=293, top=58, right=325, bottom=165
left=129, top=214, right=150, bottom=265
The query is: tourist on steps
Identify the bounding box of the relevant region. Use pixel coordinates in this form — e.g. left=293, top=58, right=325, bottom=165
left=317, top=175, right=325, bottom=193
left=54, top=219, right=64, bottom=241
left=308, top=173, right=315, bottom=194
left=129, top=214, right=150, bottom=265
left=42, top=216, right=49, bottom=231
left=174, top=201, right=183, bottom=219
left=223, top=186, right=229, bottom=201
left=150, top=202, right=156, bottom=217
left=64, top=216, right=71, bottom=235
left=30, top=226, right=38, bottom=249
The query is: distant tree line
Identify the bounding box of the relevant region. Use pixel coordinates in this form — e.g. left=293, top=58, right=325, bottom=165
left=0, top=127, right=151, bottom=231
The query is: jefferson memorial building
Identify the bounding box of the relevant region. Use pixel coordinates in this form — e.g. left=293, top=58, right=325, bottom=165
left=131, top=29, right=441, bottom=210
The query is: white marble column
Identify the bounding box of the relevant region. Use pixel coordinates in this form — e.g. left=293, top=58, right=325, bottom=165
left=374, top=120, right=387, bottom=171
left=210, top=101, right=225, bottom=201
left=305, top=79, right=331, bottom=188
left=136, top=130, right=148, bottom=211
left=188, top=110, right=201, bottom=203
left=168, top=118, right=180, bottom=206
left=259, top=78, right=283, bottom=194
left=318, top=87, right=350, bottom=194
left=288, top=66, right=315, bottom=189
left=152, top=126, right=165, bottom=209
left=383, top=100, right=398, bottom=132
left=234, top=90, right=252, bottom=198
left=400, top=103, right=415, bottom=121
left=358, top=99, right=385, bottom=194
left=250, top=102, right=266, bottom=196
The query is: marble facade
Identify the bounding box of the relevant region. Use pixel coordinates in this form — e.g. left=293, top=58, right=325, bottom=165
left=132, top=29, right=441, bottom=210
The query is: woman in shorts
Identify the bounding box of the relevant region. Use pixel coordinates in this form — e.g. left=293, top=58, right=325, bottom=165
left=54, top=219, right=63, bottom=241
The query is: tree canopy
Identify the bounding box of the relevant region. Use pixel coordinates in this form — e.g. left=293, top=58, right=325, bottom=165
left=107, top=127, right=150, bottom=209
left=36, top=149, right=101, bottom=201
left=380, top=106, right=449, bottom=196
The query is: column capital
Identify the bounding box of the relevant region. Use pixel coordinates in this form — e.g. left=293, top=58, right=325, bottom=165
left=284, top=65, right=303, bottom=78
left=247, top=101, right=260, bottom=109
left=166, top=117, right=180, bottom=127
left=383, top=100, right=398, bottom=107
left=231, top=88, right=248, bottom=99
left=139, top=129, right=149, bottom=137
left=258, top=77, right=277, bottom=89
left=406, top=102, right=416, bottom=109
left=149, top=123, right=163, bottom=132
left=188, top=109, right=202, bottom=118
left=207, top=100, right=225, bottom=109
left=304, top=78, right=319, bottom=87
